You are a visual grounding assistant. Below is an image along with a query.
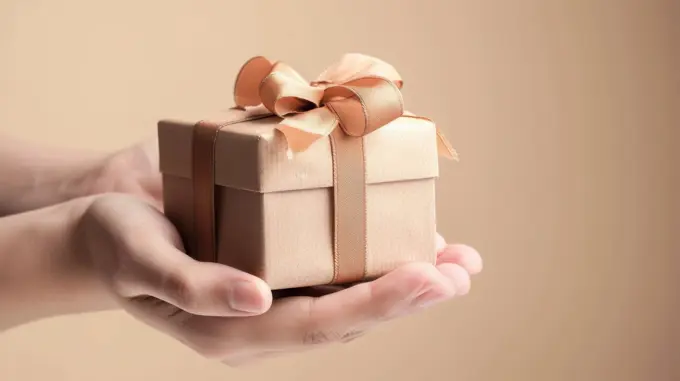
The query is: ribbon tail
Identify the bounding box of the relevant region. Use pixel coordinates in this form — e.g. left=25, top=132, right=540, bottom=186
left=436, top=128, right=459, bottom=161
left=401, top=112, right=459, bottom=161
left=275, top=107, right=340, bottom=157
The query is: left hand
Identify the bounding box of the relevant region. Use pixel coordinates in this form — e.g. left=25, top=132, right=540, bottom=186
left=84, top=138, right=164, bottom=210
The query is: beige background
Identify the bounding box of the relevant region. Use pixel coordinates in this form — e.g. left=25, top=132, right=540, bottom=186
left=1, top=0, right=679, bottom=380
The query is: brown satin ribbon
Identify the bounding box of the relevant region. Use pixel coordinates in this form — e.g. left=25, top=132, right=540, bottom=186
left=191, top=120, right=220, bottom=263
left=191, top=113, right=272, bottom=264
left=191, top=54, right=457, bottom=285
left=328, top=127, right=367, bottom=283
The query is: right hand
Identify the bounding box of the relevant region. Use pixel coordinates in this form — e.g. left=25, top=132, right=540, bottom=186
left=77, top=194, right=482, bottom=366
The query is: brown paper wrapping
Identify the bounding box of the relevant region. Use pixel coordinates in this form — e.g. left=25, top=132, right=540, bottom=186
left=158, top=105, right=440, bottom=290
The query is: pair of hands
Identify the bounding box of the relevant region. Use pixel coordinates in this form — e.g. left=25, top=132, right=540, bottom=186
left=76, top=139, right=483, bottom=366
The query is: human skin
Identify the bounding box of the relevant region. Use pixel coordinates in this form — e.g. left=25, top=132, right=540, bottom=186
left=0, top=136, right=483, bottom=366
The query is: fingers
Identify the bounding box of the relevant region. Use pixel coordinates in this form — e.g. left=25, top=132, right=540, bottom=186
left=436, top=234, right=483, bottom=275
left=89, top=195, right=272, bottom=318
left=118, top=250, right=274, bottom=348
left=437, top=243, right=483, bottom=275
left=176, top=262, right=466, bottom=358
left=136, top=256, right=273, bottom=317
left=294, top=262, right=453, bottom=334
left=434, top=234, right=481, bottom=296
left=435, top=263, right=471, bottom=296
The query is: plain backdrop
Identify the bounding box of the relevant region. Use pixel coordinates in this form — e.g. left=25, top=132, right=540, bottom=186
left=0, top=1, right=678, bottom=380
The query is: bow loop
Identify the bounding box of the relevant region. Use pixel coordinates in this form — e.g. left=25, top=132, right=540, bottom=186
left=258, top=70, right=323, bottom=116
left=232, top=54, right=455, bottom=160
left=323, top=76, right=404, bottom=137
left=314, top=53, right=404, bottom=89
left=233, top=56, right=275, bottom=108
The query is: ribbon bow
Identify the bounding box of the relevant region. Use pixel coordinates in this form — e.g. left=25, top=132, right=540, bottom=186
left=232, top=53, right=457, bottom=160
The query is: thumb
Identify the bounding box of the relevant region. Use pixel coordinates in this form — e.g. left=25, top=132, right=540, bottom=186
left=84, top=194, right=272, bottom=318
left=123, top=236, right=273, bottom=317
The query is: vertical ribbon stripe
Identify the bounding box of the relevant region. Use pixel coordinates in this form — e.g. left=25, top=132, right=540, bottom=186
left=191, top=120, right=221, bottom=263
left=329, top=128, right=367, bottom=284
left=190, top=113, right=273, bottom=265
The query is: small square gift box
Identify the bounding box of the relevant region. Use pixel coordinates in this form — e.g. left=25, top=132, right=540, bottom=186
left=157, top=54, right=457, bottom=290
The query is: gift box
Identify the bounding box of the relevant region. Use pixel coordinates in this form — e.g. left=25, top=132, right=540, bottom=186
left=157, top=54, right=456, bottom=290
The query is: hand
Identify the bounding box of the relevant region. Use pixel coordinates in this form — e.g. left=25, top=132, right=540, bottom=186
left=0, top=135, right=156, bottom=216
left=83, top=138, right=163, bottom=210
left=77, top=194, right=482, bottom=366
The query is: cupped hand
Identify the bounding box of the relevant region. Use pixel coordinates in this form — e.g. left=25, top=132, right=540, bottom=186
left=77, top=194, right=482, bottom=366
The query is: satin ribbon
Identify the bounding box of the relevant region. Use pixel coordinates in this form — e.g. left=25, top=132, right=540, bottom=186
left=192, top=54, right=457, bottom=286
left=232, top=53, right=457, bottom=160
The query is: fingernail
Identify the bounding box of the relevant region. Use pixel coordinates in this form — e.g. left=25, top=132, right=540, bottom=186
left=228, top=281, right=268, bottom=313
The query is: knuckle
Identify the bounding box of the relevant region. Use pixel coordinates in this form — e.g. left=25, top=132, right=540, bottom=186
left=85, top=195, right=114, bottom=217
left=108, top=274, right=135, bottom=297
left=87, top=194, right=131, bottom=217
left=162, top=269, right=198, bottom=310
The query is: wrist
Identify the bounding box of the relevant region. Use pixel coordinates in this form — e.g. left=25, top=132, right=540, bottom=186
left=0, top=196, right=117, bottom=331
left=0, top=140, right=108, bottom=216
left=60, top=196, right=119, bottom=311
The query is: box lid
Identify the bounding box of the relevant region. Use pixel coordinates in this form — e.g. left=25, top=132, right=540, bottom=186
left=158, top=106, right=441, bottom=193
